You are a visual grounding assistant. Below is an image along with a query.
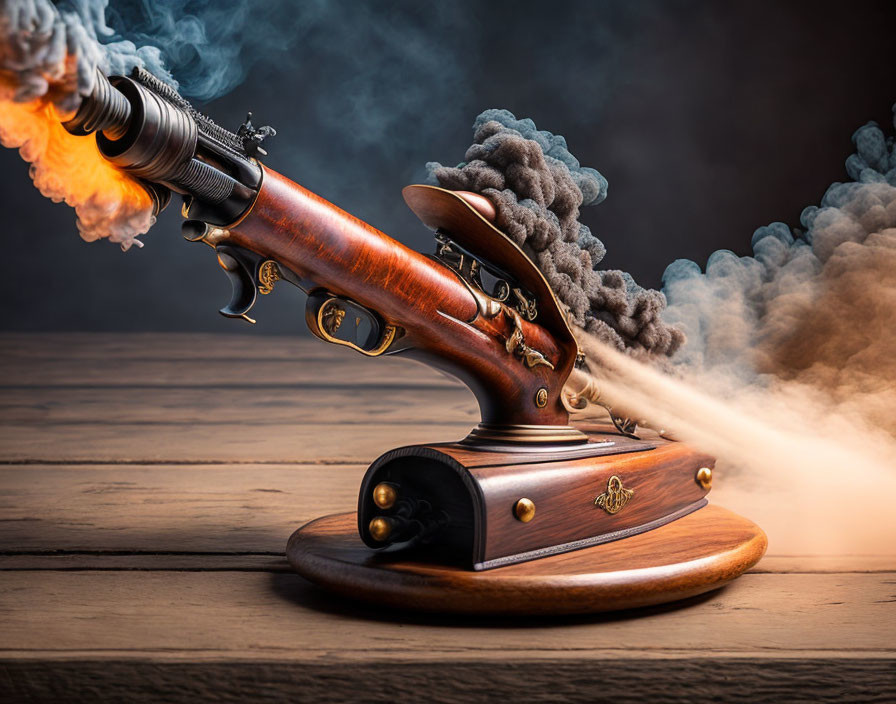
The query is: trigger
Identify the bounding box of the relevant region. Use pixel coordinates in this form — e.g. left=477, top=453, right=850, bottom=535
left=216, top=245, right=258, bottom=323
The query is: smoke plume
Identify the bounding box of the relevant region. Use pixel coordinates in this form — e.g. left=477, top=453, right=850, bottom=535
left=575, top=334, right=896, bottom=556
left=572, top=107, right=896, bottom=556
left=428, top=109, right=685, bottom=359
left=663, top=110, right=896, bottom=435
left=0, top=0, right=172, bottom=246
left=0, top=0, right=311, bottom=247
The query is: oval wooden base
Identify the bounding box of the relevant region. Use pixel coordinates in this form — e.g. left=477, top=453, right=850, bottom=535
left=287, top=504, right=767, bottom=615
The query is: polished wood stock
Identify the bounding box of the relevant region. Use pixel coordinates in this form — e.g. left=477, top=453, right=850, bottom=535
left=228, top=166, right=576, bottom=428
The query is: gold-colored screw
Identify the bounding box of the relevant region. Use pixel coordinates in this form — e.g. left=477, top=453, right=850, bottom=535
left=372, top=482, right=398, bottom=510
left=514, top=498, right=536, bottom=523
left=368, top=517, right=393, bottom=542
left=534, top=387, right=548, bottom=408
left=696, top=467, right=713, bottom=490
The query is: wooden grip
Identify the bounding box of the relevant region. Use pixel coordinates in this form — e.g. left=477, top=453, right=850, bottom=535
left=227, top=166, right=577, bottom=428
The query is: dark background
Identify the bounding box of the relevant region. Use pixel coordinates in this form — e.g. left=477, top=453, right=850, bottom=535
left=1, top=0, right=894, bottom=333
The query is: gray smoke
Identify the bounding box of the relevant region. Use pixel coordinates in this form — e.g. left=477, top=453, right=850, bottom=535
left=428, top=109, right=684, bottom=358
left=0, top=0, right=317, bottom=245
left=0, top=0, right=311, bottom=109
left=663, top=107, right=896, bottom=434
left=103, top=0, right=313, bottom=102
left=0, top=0, right=173, bottom=112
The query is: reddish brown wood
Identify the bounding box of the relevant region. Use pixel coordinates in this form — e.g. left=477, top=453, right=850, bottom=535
left=358, top=432, right=715, bottom=569
left=287, top=504, right=768, bottom=615
left=472, top=442, right=712, bottom=566
left=403, top=184, right=575, bottom=350
left=227, top=167, right=578, bottom=428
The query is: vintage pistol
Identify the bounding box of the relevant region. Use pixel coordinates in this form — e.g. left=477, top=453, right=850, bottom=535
left=65, top=69, right=718, bottom=573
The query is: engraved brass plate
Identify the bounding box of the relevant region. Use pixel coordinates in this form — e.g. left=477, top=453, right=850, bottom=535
left=257, top=260, right=281, bottom=295
left=594, top=475, right=634, bottom=514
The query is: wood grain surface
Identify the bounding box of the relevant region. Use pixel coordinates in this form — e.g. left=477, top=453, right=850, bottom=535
left=0, top=333, right=894, bottom=702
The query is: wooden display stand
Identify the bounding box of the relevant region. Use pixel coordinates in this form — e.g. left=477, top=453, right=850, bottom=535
left=288, top=425, right=767, bottom=614
left=278, top=184, right=766, bottom=614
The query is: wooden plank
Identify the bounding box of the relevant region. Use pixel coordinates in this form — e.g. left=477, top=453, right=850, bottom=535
left=0, top=464, right=365, bottom=553
left=0, top=572, right=893, bottom=657
left=0, top=332, right=372, bottom=361
left=0, top=333, right=891, bottom=701
left=0, top=386, right=477, bottom=425
left=0, top=555, right=293, bottom=571
left=0, top=422, right=471, bottom=463
left=2, top=657, right=895, bottom=704
left=0, top=333, right=464, bottom=388
left=754, top=555, right=896, bottom=573
left=0, top=356, right=461, bottom=388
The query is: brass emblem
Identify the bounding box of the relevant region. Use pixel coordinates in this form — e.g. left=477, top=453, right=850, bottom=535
left=505, top=319, right=554, bottom=370
left=534, top=387, right=548, bottom=408
left=257, top=260, right=281, bottom=295
left=594, top=475, right=634, bottom=514
left=320, top=302, right=346, bottom=335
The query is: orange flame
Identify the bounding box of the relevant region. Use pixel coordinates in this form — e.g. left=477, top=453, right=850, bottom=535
left=0, top=75, right=155, bottom=248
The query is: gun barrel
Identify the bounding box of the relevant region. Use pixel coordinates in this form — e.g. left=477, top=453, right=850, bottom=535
left=63, top=71, right=260, bottom=225
left=63, top=70, right=132, bottom=139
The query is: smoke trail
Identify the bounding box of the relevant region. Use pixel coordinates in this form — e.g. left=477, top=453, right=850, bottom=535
left=428, top=109, right=684, bottom=359
left=0, top=0, right=173, bottom=113
left=663, top=109, right=896, bottom=435
left=569, top=107, right=896, bottom=556
left=103, top=0, right=314, bottom=102
left=574, top=336, right=896, bottom=556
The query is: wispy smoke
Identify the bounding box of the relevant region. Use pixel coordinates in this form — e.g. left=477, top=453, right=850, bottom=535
left=0, top=0, right=172, bottom=112
left=0, top=0, right=315, bottom=246
left=663, top=109, right=896, bottom=435
left=428, top=109, right=684, bottom=358
left=575, top=334, right=896, bottom=556
left=0, top=0, right=304, bottom=108
left=0, top=0, right=174, bottom=246
left=104, top=0, right=311, bottom=102
left=572, top=107, right=896, bottom=556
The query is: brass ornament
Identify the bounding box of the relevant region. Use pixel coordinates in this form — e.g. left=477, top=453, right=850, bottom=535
left=314, top=296, right=399, bottom=357
left=372, top=482, right=398, bottom=510
left=512, top=287, right=538, bottom=321
left=320, top=301, right=346, bottom=336
left=534, top=387, right=548, bottom=408
left=594, top=475, right=634, bottom=515
left=257, top=260, right=281, bottom=294
left=504, top=314, right=554, bottom=370
left=514, top=498, right=536, bottom=523
left=696, top=467, right=713, bottom=490
left=368, top=517, right=393, bottom=542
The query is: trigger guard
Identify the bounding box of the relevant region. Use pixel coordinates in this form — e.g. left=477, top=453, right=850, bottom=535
left=216, top=245, right=258, bottom=319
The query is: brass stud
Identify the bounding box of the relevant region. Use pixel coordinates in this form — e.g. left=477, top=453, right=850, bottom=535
left=514, top=498, right=536, bottom=523
left=534, top=387, right=548, bottom=408
left=368, top=517, right=393, bottom=542
left=696, top=467, right=713, bottom=490
left=372, top=482, right=398, bottom=510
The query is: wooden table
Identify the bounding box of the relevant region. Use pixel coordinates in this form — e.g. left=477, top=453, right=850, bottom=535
left=1, top=333, right=893, bottom=702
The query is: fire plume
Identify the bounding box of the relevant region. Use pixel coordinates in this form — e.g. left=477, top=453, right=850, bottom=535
left=0, top=75, right=154, bottom=249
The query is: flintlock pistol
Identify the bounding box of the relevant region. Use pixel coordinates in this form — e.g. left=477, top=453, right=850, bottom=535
left=64, top=69, right=716, bottom=570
